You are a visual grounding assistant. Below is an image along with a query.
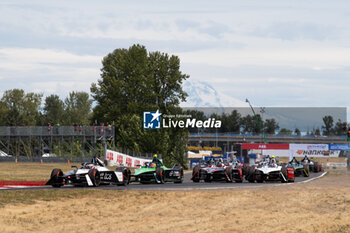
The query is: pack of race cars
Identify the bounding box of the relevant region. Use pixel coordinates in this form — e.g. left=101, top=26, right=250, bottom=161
left=46, top=156, right=183, bottom=187
left=190, top=155, right=323, bottom=184
left=46, top=155, right=322, bottom=187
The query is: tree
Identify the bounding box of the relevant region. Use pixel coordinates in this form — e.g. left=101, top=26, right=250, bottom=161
left=294, top=128, right=301, bottom=136
left=223, top=110, right=241, bottom=133
left=1, top=89, right=42, bottom=126
left=322, top=115, right=334, bottom=136
left=315, top=128, right=321, bottom=136
left=64, top=91, right=93, bottom=125
left=240, top=114, right=262, bottom=134
left=334, top=119, right=347, bottom=136
left=43, top=94, right=65, bottom=125
left=278, top=128, right=292, bottom=136
left=91, top=44, right=189, bottom=166
left=264, top=118, right=279, bottom=134
left=0, top=101, right=8, bottom=126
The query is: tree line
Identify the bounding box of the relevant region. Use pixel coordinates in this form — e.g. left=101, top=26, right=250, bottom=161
left=0, top=89, right=92, bottom=126
left=185, top=109, right=348, bottom=136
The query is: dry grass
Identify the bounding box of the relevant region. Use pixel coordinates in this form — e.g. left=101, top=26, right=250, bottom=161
left=0, top=162, right=122, bottom=181
left=0, top=172, right=350, bottom=233
left=0, top=162, right=81, bottom=181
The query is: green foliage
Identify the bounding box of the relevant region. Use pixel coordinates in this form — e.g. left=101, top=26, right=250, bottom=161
left=264, top=118, right=280, bottom=134
left=294, top=128, right=301, bottom=136
left=43, top=94, right=65, bottom=125
left=0, top=89, right=42, bottom=126
left=240, top=114, right=262, bottom=134
left=334, top=119, right=347, bottom=136
left=278, top=128, right=292, bottom=135
left=64, top=91, right=93, bottom=125
left=91, top=44, right=189, bottom=166
left=322, top=115, right=334, bottom=136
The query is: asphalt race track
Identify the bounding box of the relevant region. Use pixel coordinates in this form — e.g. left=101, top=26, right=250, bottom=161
left=1, top=171, right=327, bottom=191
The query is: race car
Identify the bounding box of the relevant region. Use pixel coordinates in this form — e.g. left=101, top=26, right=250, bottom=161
left=245, top=161, right=294, bottom=183
left=230, top=159, right=246, bottom=183
left=308, top=160, right=323, bottom=172
left=191, top=159, right=234, bottom=183
left=46, top=157, right=131, bottom=187
left=289, top=159, right=309, bottom=177
left=131, top=161, right=183, bottom=184
left=301, top=156, right=323, bottom=173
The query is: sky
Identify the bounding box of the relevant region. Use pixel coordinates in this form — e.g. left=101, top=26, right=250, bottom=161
left=1, top=0, right=350, bottom=113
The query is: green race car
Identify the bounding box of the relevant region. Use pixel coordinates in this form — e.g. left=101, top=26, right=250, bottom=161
left=131, top=161, right=183, bottom=184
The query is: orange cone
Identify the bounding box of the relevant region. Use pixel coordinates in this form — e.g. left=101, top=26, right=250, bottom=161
left=67, top=160, right=70, bottom=165
left=15, top=158, right=18, bottom=164
left=40, top=159, right=43, bottom=164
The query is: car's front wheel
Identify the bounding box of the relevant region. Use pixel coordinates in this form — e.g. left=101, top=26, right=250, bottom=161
left=88, top=168, right=101, bottom=187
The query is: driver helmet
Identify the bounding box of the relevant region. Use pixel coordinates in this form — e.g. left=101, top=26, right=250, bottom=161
left=149, top=163, right=156, bottom=168
left=86, top=164, right=95, bottom=169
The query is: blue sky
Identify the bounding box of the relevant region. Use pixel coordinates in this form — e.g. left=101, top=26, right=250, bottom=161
left=1, top=0, right=350, bottom=112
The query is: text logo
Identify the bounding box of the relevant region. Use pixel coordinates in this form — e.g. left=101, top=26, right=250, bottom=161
left=143, top=110, right=161, bottom=129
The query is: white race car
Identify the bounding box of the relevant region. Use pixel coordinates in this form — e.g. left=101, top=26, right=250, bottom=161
left=46, top=157, right=131, bottom=187
left=245, top=161, right=294, bottom=183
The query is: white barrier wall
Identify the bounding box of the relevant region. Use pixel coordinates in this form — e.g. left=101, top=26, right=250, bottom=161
left=105, top=149, right=152, bottom=167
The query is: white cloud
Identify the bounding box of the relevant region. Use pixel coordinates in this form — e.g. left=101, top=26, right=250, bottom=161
left=0, top=48, right=101, bottom=98
left=0, top=0, right=350, bottom=111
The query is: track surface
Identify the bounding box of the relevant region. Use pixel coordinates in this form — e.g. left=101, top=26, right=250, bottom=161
left=1, top=171, right=326, bottom=191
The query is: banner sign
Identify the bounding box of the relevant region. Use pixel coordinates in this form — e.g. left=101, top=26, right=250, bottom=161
left=105, top=149, right=152, bottom=167
left=241, top=143, right=289, bottom=150
left=290, top=144, right=328, bottom=151
left=329, top=144, right=350, bottom=151
left=326, top=162, right=347, bottom=168
left=291, top=150, right=340, bottom=157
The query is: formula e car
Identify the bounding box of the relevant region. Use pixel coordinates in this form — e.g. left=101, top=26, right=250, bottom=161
left=131, top=161, right=183, bottom=184
left=288, top=160, right=309, bottom=177
left=300, top=157, right=323, bottom=173
left=245, top=161, right=294, bottom=183
left=46, top=157, right=131, bottom=187
left=191, top=160, right=234, bottom=183
left=308, top=161, right=323, bottom=172
left=231, top=160, right=247, bottom=183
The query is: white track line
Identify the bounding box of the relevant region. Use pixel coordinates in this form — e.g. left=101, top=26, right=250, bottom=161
left=300, top=171, right=327, bottom=183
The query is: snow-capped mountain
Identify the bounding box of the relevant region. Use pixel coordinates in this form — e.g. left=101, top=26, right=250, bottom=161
left=181, top=80, right=246, bottom=107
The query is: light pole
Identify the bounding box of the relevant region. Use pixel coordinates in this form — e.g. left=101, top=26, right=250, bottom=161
left=260, top=107, right=266, bottom=143
left=245, top=99, right=267, bottom=143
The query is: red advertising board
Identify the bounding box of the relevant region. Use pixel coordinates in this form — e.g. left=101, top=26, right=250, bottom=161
left=241, top=143, right=289, bottom=150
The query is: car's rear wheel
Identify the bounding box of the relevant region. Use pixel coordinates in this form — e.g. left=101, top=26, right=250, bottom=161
left=247, top=166, right=255, bottom=183
left=50, top=168, right=64, bottom=188
left=314, top=162, right=320, bottom=173
left=116, top=168, right=131, bottom=186
left=88, top=168, right=101, bottom=187
left=174, top=168, right=184, bottom=183
left=281, top=165, right=288, bottom=183
left=225, top=167, right=233, bottom=183
left=192, top=166, right=200, bottom=183
left=155, top=167, right=165, bottom=184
